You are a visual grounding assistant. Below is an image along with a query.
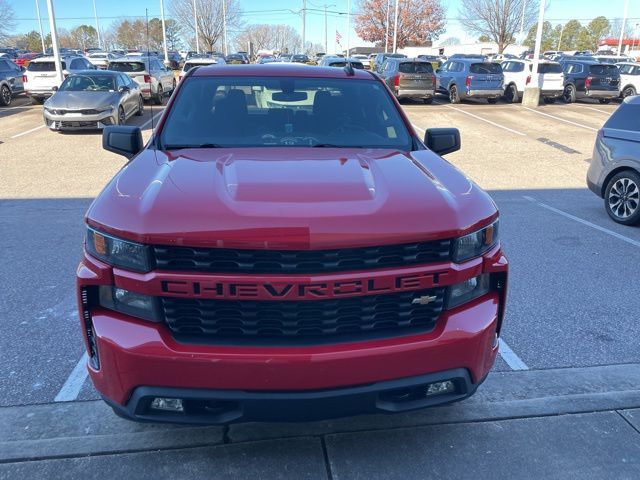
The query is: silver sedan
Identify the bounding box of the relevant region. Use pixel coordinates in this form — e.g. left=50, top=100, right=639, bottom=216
left=43, top=70, right=144, bottom=131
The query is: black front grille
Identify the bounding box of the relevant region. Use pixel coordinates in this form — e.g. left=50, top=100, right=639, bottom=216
left=60, top=121, right=98, bottom=128
left=162, top=288, right=445, bottom=344
left=153, top=240, right=451, bottom=274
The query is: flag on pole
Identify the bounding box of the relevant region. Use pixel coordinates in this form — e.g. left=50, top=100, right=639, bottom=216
left=335, top=30, right=342, bottom=45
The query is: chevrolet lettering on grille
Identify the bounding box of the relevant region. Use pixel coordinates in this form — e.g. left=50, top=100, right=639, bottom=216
left=160, top=271, right=444, bottom=300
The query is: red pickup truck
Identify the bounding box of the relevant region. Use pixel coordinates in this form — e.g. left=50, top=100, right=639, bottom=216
left=77, top=64, right=508, bottom=424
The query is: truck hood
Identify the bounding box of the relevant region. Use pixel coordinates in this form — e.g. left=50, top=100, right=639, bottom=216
left=87, top=148, right=498, bottom=249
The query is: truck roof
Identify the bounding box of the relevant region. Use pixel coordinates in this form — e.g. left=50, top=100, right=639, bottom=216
left=192, top=63, right=374, bottom=79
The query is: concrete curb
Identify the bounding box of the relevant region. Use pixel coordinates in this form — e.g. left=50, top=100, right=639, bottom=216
left=2, top=363, right=640, bottom=462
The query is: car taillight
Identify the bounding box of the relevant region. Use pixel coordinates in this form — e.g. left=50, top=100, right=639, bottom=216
left=393, top=74, right=400, bottom=87
left=465, top=75, right=471, bottom=88
left=585, top=76, right=592, bottom=88
left=144, top=74, right=151, bottom=83
left=22, top=75, right=27, bottom=82
left=526, top=75, right=531, bottom=85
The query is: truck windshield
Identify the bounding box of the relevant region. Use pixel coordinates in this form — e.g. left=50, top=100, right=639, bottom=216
left=160, top=76, right=413, bottom=149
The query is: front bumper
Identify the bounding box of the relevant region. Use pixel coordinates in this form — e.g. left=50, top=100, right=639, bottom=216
left=77, top=247, right=508, bottom=423
left=105, top=368, right=485, bottom=424
left=44, top=111, right=116, bottom=130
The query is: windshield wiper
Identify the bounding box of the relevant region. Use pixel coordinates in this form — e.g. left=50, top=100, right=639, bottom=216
left=163, top=143, right=223, bottom=150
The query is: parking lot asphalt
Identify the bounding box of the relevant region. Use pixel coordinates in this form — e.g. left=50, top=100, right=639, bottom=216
left=1, top=93, right=639, bottom=477
left=1, top=94, right=638, bottom=407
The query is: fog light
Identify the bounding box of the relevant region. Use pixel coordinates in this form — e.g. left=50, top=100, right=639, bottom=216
left=150, top=397, right=184, bottom=412
left=426, top=380, right=455, bottom=396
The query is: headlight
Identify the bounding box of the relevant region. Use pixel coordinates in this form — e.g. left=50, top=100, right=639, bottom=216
left=99, top=286, right=159, bottom=322
left=446, top=274, right=490, bottom=309
left=452, top=220, right=499, bottom=263
left=85, top=227, right=152, bottom=272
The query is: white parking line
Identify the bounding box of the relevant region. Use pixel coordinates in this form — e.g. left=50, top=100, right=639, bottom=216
left=522, top=107, right=598, bottom=131
left=579, top=105, right=614, bottom=116
left=444, top=105, right=527, bottom=136
left=140, top=110, right=164, bottom=130
left=54, top=352, right=88, bottom=402
left=10, top=124, right=45, bottom=138
left=523, top=195, right=640, bottom=248
left=498, top=338, right=529, bottom=370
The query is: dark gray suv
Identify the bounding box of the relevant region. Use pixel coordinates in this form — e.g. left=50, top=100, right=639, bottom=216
left=587, top=96, right=640, bottom=225
left=379, top=58, right=436, bottom=103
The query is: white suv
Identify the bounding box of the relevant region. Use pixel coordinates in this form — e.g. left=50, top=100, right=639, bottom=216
left=108, top=56, right=175, bottom=105
left=24, top=55, right=95, bottom=103
left=501, top=59, right=564, bottom=103
left=178, top=57, right=224, bottom=82
left=617, top=62, right=640, bottom=99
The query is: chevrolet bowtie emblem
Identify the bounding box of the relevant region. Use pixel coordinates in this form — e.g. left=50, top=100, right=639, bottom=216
left=412, top=295, right=437, bottom=305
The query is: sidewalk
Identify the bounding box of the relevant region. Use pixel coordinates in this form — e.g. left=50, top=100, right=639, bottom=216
left=2, top=364, right=640, bottom=479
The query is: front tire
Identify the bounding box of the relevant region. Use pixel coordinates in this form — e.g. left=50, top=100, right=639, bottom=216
left=604, top=171, right=640, bottom=225
left=153, top=84, right=164, bottom=105
left=622, top=86, right=637, bottom=98
left=449, top=85, right=460, bottom=104
left=117, top=106, right=126, bottom=125
left=135, top=95, right=144, bottom=116
left=562, top=84, right=576, bottom=103
left=0, top=85, right=12, bottom=106
left=505, top=84, right=519, bottom=103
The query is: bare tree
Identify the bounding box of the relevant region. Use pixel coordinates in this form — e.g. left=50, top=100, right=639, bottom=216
left=0, top=0, right=17, bottom=43
left=234, top=24, right=301, bottom=54
left=170, top=0, right=243, bottom=52
left=458, top=0, right=539, bottom=53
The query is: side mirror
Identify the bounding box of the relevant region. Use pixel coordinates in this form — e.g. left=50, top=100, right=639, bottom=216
left=102, top=125, right=143, bottom=159
left=435, top=68, right=441, bottom=74
left=424, top=128, right=461, bottom=156
left=118, top=85, right=130, bottom=93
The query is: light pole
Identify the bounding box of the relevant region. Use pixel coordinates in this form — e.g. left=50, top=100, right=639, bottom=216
left=222, top=0, right=228, bottom=56
left=618, top=0, right=629, bottom=56
left=557, top=22, right=565, bottom=50
left=35, top=0, right=46, bottom=53
left=302, top=0, right=306, bottom=54
left=193, top=0, right=199, bottom=54
left=45, top=0, right=63, bottom=84
left=160, top=0, right=169, bottom=64
left=92, top=0, right=101, bottom=49
left=385, top=0, right=390, bottom=53
left=522, top=0, right=545, bottom=106
left=323, top=4, right=335, bottom=54
left=519, top=0, right=527, bottom=41
left=346, top=0, right=350, bottom=56
left=392, top=0, right=399, bottom=53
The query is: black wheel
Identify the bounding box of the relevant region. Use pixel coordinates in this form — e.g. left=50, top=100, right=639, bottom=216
left=562, top=84, right=576, bottom=103
left=423, top=97, right=433, bottom=104
left=31, top=97, right=45, bottom=105
left=505, top=84, right=519, bottom=103
left=487, top=97, right=499, bottom=104
left=622, top=86, right=637, bottom=98
left=604, top=171, right=640, bottom=225
left=449, top=85, right=460, bottom=104
left=135, top=95, right=144, bottom=116
left=598, top=98, right=611, bottom=104
left=153, top=84, right=164, bottom=105
left=0, top=85, right=11, bottom=106
left=117, top=106, right=126, bottom=125
left=543, top=96, right=557, bottom=104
